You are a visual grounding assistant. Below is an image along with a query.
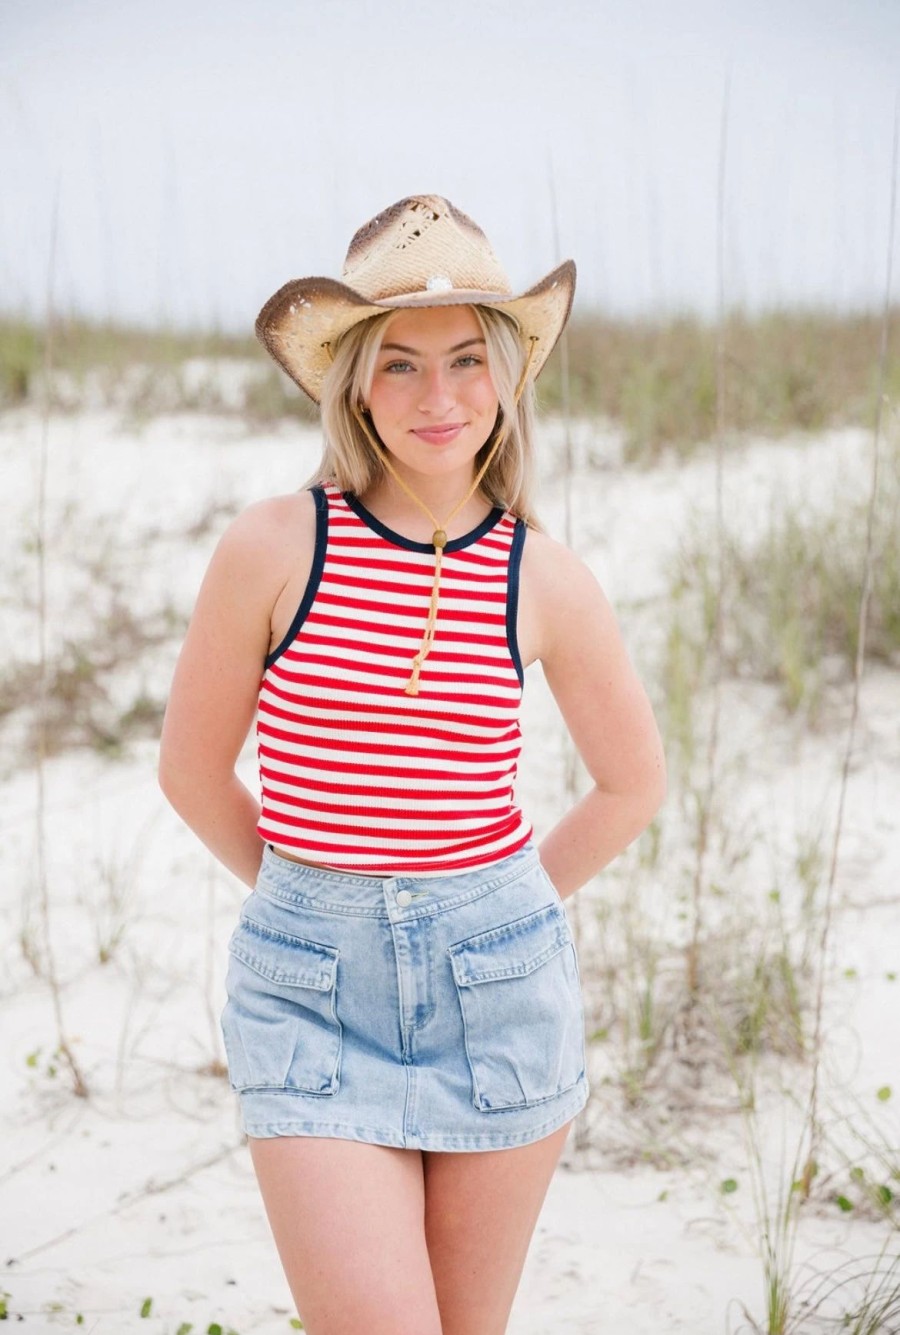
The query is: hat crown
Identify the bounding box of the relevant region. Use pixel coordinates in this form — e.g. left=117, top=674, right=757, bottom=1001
left=341, top=195, right=513, bottom=302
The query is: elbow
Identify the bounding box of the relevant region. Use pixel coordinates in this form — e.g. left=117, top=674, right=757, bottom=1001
left=627, top=753, right=667, bottom=832
left=157, top=746, right=194, bottom=814
left=158, top=744, right=234, bottom=817
left=157, top=752, right=181, bottom=809
left=158, top=759, right=208, bottom=831
left=630, top=762, right=667, bottom=848
left=651, top=753, right=668, bottom=816
left=641, top=724, right=668, bottom=818
left=157, top=720, right=205, bottom=812
left=158, top=712, right=180, bottom=806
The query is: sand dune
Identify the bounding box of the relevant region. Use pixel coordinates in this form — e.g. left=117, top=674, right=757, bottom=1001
left=1, top=407, right=897, bottom=1333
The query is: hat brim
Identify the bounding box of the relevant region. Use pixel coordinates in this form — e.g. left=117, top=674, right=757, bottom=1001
left=255, top=261, right=576, bottom=404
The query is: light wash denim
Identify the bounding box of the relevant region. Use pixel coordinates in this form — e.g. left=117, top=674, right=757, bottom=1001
left=220, top=840, right=589, bottom=1150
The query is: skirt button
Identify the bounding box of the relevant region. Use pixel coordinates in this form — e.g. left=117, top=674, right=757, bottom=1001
left=396, top=889, right=413, bottom=907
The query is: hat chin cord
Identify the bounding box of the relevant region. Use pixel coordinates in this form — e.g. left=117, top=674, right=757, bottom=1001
left=350, top=335, right=538, bottom=696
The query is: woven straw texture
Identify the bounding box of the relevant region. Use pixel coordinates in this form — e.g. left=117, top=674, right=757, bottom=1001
left=256, top=195, right=575, bottom=403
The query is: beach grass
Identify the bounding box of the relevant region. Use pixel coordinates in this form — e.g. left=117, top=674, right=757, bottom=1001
left=0, top=313, right=318, bottom=423
left=2, top=307, right=898, bottom=451
left=543, top=307, right=900, bottom=463
left=660, top=434, right=900, bottom=722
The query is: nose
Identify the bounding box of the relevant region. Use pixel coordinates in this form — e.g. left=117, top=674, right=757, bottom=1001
left=417, top=364, right=455, bottom=414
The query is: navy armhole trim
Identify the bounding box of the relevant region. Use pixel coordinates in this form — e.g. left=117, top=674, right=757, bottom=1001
left=264, top=486, right=329, bottom=670
left=506, top=518, right=526, bottom=688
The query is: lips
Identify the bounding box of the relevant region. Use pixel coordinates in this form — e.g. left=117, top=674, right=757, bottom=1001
left=411, top=423, right=466, bottom=444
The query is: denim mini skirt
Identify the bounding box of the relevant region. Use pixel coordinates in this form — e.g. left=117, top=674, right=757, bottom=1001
left=220, top=840, right=590, bottom=1151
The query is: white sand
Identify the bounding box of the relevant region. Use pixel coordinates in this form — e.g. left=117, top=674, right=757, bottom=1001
left=1, top=407, right=897, bottom=1332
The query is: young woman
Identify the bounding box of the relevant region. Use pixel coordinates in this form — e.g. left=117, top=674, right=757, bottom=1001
left=159, top=195, right=666, bottom=1335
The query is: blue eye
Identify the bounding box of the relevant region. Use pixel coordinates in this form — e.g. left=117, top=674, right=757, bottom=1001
left=455, top=354, right=483, bottom=368
left=384, top=360, right=414, bottom=373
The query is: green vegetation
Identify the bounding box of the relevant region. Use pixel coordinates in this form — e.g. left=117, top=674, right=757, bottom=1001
left=0, top=313, right=317, bottom=424
left=541, top=307, right=900, bottom=462
left=0, top=592, right=182, bottom=763
left=662, top=435, right=900, bottom=723
left=2, top=307, right=897, bottom=454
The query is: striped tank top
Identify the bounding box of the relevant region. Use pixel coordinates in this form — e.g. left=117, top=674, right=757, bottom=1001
left=255, top=482, right=533, bottom=874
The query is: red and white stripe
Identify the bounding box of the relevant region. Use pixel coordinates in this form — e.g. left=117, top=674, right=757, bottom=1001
left=256, top=483, right=532, bottom=874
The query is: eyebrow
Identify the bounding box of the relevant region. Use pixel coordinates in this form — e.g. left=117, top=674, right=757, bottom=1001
left=380, top=337, right=486, bottom=355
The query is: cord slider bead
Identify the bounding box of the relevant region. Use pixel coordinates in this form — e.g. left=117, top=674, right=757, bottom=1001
left=432, top=529, right=448, bottom=549
left=405, top=654, right=425, bottom=696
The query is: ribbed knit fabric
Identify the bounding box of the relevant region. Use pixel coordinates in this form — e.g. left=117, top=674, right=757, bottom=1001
left=256, top=482, right=532, bottom=874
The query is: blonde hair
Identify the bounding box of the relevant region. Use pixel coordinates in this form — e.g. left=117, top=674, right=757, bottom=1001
left=312, top=305, right=541, bottom=526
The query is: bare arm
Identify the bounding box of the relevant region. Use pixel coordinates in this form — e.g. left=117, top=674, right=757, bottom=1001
left=522, top=531, right=667, bottom=899
left=158, top=492, right=315, bottom=887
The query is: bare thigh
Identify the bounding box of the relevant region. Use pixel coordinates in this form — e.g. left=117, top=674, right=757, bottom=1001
left=249, top=1136, right=442, bottom=1335
left=423, top=1119, right=573, bottom=1335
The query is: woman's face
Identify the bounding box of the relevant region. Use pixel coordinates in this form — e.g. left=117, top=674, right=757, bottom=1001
left=364, top=305, right=500, bottom=484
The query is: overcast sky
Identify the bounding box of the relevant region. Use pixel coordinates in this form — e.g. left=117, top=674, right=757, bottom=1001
left=2, top=0, right=898, bottom=330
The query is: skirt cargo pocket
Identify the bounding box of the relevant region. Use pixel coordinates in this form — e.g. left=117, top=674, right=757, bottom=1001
left=220, top=915, right=342, bottom=1096
left=448, top=902, right=586, bottom=1112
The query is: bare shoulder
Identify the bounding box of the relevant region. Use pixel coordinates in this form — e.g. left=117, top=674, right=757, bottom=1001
left=217, top=488, right=317, bottom=563
left=203, top=488, right=313, bottom=593
left=521, top=526, right=599, bottom=597
left=164, top=488, right=321, bottom=695
left=520, top=526, right=616, bottom=665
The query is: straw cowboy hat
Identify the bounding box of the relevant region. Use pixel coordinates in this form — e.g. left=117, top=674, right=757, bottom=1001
left=256, top=194, right=576, bottom=403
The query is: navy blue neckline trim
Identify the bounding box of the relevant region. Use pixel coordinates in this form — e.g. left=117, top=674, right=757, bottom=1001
left=342, top=491, right=506, bottom=553
left=264, top=486, right=329, bottom=669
